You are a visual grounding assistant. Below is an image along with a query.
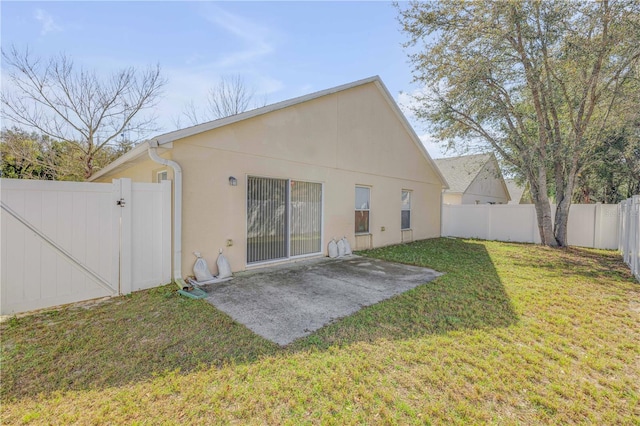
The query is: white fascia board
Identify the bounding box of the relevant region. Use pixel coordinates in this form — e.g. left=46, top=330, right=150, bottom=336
left=88, top=141, right=173, bottom=181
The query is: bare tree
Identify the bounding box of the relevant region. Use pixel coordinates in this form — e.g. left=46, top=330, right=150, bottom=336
left=180, top=74, right=266, bottom=126
left=1, top=46, right=166, bottom=179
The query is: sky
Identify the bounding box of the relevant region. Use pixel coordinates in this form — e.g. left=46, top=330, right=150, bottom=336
left=1, top=1, right=448, bottom=158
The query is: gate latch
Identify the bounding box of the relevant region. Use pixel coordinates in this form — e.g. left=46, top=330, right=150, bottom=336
left=116, top=198, right=126, bottom=207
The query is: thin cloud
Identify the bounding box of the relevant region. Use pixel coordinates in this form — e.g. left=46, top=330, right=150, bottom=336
left=34, top=9, right=62, bottom=35
left=198, top=4, right=274, bottom=68
left=156, top=4, right=283, bottom=130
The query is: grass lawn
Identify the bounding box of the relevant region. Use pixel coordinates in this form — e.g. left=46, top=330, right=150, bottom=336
left=1, top=238, right=638, bottom=424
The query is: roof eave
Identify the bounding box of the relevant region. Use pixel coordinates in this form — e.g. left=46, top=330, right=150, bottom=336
left=90, top=75, right=449, bottom=190
left=152, top=75, right=383, bottom=147
left=88, top=141, right=173, bottom=181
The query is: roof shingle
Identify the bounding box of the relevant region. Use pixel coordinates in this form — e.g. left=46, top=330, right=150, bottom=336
left=434, top=153, right=493, bottom=193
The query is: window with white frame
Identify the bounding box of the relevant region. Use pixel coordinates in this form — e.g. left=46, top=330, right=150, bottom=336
left=401, top=190, right=411, bottom=230
left=156, top=170, right=168, bottom=183
left=355, top=186, right=370, bottom=234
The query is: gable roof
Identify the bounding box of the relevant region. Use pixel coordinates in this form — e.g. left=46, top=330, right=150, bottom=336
left=434, top=153, right=494, bottom=194
left=504, top=179, right=526, bottom=204
left=89, top=76, right=448, bottom=188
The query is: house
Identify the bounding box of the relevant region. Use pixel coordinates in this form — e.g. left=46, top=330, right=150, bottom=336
left=504, top=179, right=531, bottom=204
left=434, top=153, right=510, bottom=205
left=90, top=76, right=448, bottom=276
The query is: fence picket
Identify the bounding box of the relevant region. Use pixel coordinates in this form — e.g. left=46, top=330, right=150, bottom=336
left=1, top=178, right=171, bottom=315
left=619, top=196, right=640, bottom=281
left=442, top=199, right=639, bottom=282
left=442, top=203, right=619, bottom=249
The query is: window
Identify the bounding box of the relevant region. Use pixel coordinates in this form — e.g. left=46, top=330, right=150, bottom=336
left=156, top=170, right=168, bottom=183
left=401, top=190, right=411, bottom=230
left=355, top=186, right=370, bottom=234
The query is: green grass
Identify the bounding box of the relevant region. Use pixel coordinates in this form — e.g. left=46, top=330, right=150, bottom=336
left=2, top=238, right=639, bottom=424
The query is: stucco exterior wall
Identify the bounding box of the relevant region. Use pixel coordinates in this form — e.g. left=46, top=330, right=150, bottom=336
left=106, top=155, right=175, bottom=183
left=95, top=82, right=443, bottom=274
left=442, top=193, right=463, bottom=205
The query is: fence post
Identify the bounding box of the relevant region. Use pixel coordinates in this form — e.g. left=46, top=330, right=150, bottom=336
left=112, top=180, right=121, bottom=294
left=633, top=195, right=640, bottom=281
left=618, top=200, right=629, bottom=260
left=593, top=203, right=600, bottom=249
left=116, top=178, right=133, bottom=295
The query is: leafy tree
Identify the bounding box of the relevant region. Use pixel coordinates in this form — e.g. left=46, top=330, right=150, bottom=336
left=575, top=132, right=640, bottom=203
left=1, top=127, right=132, bottom=181
left=575, top=77, right=640, bottom=203
left=0, top=128, right=56, bottom=179
left=1, top=46, right=166, bottom=179
left=398, top=0, right=640, bottom=246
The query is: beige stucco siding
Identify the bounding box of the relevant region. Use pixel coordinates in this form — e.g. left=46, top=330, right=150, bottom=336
left=95, top=81, right=442, bottom=274
left=442, top=193, right=463, bottom=205
left=337, top=84, right=441, bottom=183
left=183, top=93, right=339, bottom=169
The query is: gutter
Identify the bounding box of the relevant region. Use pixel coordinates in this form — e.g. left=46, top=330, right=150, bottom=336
left=147, top=140, right=186, bottom=290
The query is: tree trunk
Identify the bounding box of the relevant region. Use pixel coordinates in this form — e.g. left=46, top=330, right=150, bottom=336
left=527, top=166, right=559, bottom=247
left=554, top=199, right=571, bottom=247
left=84, top=153, right=94, bottom=180
left=526, top=160, right=558, bottom=247
left=532, top=193, right=558, bottom=247
left=553, top=169, right=577, bottom=247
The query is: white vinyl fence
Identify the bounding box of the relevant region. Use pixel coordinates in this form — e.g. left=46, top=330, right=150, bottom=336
left=1, top=178, right=171, bottom=315
left=619, top=196, right=639, bottom=281
left=442, top=203, right=620, bottom=249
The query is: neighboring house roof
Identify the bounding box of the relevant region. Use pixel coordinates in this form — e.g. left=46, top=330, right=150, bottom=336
left=89, top=76, right=449, bottom=188
left=434, top=153, right=493, bottom=194
left=504, top=179, right=527, bottom=204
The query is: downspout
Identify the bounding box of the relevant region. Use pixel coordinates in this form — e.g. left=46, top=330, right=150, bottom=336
left=147, top=140, right=186, bottom=290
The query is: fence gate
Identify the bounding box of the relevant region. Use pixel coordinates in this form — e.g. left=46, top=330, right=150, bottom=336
left=1, top=178, right=171, bottom=315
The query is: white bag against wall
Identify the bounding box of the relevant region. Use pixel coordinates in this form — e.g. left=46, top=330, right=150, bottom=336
left=342, top=237, right=352, bottom=255
left=217, top=253, right=233, bottom=279
left=328, top=239, right=338, bottom=258
left=193, top=252, right=214, bottom=281
left=337, top=238, right=346, bottom=257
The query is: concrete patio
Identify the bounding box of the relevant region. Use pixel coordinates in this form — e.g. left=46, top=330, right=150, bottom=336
left=201, top=256, right=442, bottom=345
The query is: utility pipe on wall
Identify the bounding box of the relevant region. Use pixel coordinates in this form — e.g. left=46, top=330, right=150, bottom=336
left=147, top=140, right=186, bottom=289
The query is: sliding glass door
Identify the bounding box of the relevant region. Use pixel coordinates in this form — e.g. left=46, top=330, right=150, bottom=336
left=247, top=177, right=288, bottom=263
left=290, top=180, right=322, bottom=256
left=247, top=177, right=322, bottom=264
